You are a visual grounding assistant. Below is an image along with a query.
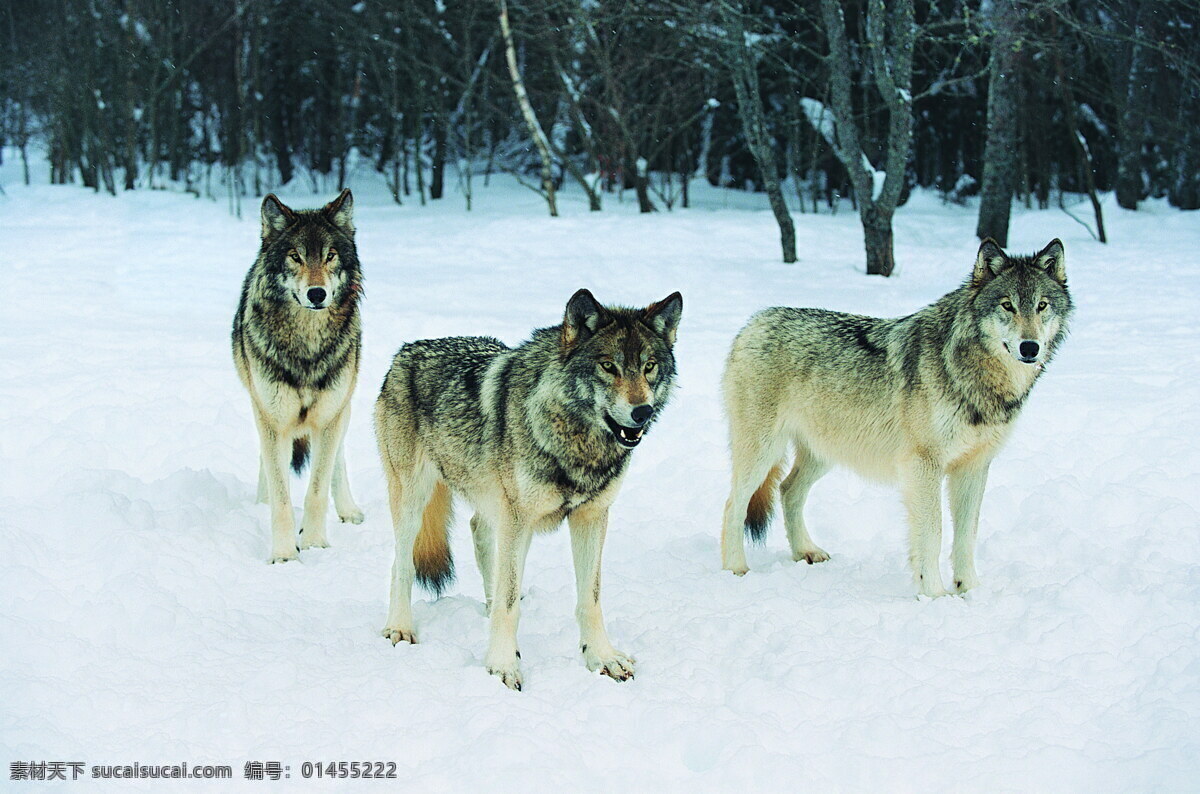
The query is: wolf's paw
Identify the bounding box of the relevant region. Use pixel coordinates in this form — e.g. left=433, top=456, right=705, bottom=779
left=583, top=645, right=635, bottom=682
left=793, top=546, right=830, bottom=564
left=723, top=563, right=750, bottom=577
left=339, top=509, right=365, bottom=525
left=487, top=664, right=523, bottom=691
left=381, top=625, right=416, bottom=645
left=485, top=653, right=523, bottom=691
left=270, top=546, right=300, bottom=564
left=298, top=530, right=329, bottom=550
left=953, top=574, right=980, bottom=594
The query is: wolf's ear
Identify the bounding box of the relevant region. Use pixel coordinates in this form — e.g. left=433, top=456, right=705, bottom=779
left=261, top=194, right=295, bottom=238
left=562, top=288, right=607, bottom=351
left=643, top=291, right=683, bottom=346
left=322, top=188, right=354, bottom=233
left=1035, top=238, right=1066, bottom=284
left=973, top=238, right=1008, bottom=285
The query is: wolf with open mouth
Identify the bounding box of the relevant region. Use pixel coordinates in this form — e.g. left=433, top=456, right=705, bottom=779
left=374, top=288, right=682, bottom=690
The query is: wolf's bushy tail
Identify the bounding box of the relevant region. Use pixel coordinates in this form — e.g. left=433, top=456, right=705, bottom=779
left=745, top=463, right=784, bottom=543
left=414, top=480, right=455, bottom=596
left=291, top=437, right=310, bottom=474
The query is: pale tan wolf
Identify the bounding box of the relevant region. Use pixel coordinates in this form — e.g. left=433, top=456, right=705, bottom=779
left=232, top=190, right=364, bottom=563
left=720, top=238, right=1073, bottom=596
left=375, top=289, right=682, bottom=689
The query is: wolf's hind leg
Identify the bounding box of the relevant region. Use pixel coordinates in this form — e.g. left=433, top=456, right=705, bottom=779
left=948, top=459, right=990, bottom=593
left=331, top=431, right=364, bottom=524
left=900, top=456, right=948, bottom=597
left=568, top=504, right=634, bottom=682
left=483, top=509, right=533, bottom=690
left=469, top=514, right=495, bottom=610
left=721, top=434, right=785, bottom=576
left=253, top=410, right=297, bottom=563
left=381, top=460, right=438, bottom=645
left=781, top=442, right=830, bottom=564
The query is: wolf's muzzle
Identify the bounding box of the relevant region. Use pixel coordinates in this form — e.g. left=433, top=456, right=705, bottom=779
left=306, top=287, right=328, bottom=308
left=1004, top=339, right=1042, bottom=364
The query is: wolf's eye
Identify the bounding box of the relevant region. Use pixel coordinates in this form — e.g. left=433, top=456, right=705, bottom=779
left=1037, top=300, right=1048, bottom=312
left=326, top=248, right=337, bottom=262
left=598, top=361, right=618, bottom=376
left=288, top=250, right=301, bottom=263
left=1000, top=300, right=1015, bottom=313
left=644, top=361, right=657, bottom=375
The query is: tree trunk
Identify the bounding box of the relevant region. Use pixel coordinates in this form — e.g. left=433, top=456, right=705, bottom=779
left=499, top=0, right=557, bottom=217
left=819, top=0, right=914, bottom=276
left=723, top=1, right=795, bottom=262
left=550, top=55, right=602, bottom=210
left=1115, top=0, right=1151, bottom=210
left=430, top=113, right=446, bottom=200
left=863, top=208, right=895, bottom=277
left=634, top=157, right=655, bottom=213
left=976, top=0, right=1019, bottom=245
left=1169, top=90, right=1200, bottom=209
left=1051, top=26, right=1107, bottom=243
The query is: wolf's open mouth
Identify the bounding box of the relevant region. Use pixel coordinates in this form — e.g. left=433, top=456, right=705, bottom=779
left=604, top=414, right=645, bottom=448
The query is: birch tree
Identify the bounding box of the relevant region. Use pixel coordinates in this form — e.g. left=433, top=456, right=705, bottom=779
left=499, top=0, right=557, bottom=217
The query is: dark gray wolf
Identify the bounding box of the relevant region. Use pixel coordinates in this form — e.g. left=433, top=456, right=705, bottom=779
left=720, top=238, right=1072, bottom=596
left=232, top=190, right=364, bottom=563
left=375, top=289, right=683, bottom=689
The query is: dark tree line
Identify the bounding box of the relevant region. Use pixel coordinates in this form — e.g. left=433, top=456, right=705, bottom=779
left=2, top=0, right=1198, bottom=274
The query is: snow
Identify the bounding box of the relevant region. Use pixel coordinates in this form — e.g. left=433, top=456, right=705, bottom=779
left=801, top=96, right=836, bottom=146
left=800, top=97, right=888, bottom=201
left=2, top=150, right=1200, bottom=791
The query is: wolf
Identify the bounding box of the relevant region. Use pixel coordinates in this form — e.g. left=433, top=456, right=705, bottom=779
left=374, top=288, right=682, bottom=689
left=232, top=190, right=365, bottom=563
left=720, top=238, right=1072, bottom=596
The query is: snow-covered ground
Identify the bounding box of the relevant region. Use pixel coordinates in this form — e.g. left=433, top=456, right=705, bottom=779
left=3, top=152, right=1199, bottom=791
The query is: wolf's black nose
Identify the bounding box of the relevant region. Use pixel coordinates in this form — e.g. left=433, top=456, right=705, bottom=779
left=1019, top=340, right=1040, bottom=359
left=307, top=287, right=327, bottom=305
left=630, top=404, right=654, bottom=425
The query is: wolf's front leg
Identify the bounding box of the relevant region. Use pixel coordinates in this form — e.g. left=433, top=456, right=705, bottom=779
left=254, top=412, right=297, bottom=563
left=331, top=422, right=364, bottom=524
left=568, top=505, right=634, bottom=681
left=901, top=456, right=948, bottom=596
left=948, top=459, right=990, bottom=593
left=299, top=411, right=347, bottom=549
left=483, top=514, right=532, bottom=690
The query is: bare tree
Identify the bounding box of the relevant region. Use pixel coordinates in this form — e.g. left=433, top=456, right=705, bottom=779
left=976, top=0, right=1021, bottom=245
left=1115, top=0, right=1152, bottom=210
left=819, top=0, right=915, bottom=276
left=499, top=0, right=557, bottom=217
left=717, top=0, right=796, bottom=263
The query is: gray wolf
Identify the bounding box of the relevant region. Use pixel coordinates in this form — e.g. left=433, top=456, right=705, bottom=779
left=720, top=238, right=1072, bottom=596
left=374, top=288, right=682, bottom=689
left=232, top=190, right=364, bottom=563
